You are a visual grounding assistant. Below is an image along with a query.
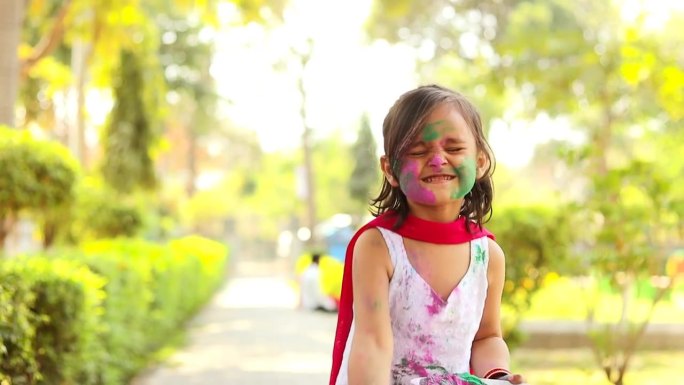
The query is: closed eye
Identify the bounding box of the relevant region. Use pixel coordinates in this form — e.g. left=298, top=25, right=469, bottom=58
left=446, top=147, right=466, bottom=153
left=407, top=143, right=428, bottom=157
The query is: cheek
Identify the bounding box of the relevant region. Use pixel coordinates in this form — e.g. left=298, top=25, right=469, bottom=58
left=398, top=160, right=436, bottom=204
left=398, top=160, right=420, bottom=189
left=452, top=157, right=477, bottom=199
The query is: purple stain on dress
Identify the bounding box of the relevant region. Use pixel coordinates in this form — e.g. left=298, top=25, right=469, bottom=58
left=426, top=290, right=445, bottom=315
left=407, top=356, right=429, bottom=377
left=421, top=347, right=435, bottom=364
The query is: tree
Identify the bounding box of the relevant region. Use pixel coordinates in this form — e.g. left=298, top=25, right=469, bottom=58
left=0, top=0, right=25, bottom=126
left=348, top=113, right=379, bottom=214
left=313, top=132, right=358, bottom=221
left=4, top=0, right=288, bottom=142
left=101, top=50, right=158, bottom=194
left=157, top=13, right=221, bottom=197
left=492, top=6, right=683, bottom=382
left=297, top=40, right=318, bottom=246
left=366, top=2, right=684, bottom=382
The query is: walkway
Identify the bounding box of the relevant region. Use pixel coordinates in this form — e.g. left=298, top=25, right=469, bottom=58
left=131, top=257, right=338, bottom=385
left=131, top=256, right=684, bottom=384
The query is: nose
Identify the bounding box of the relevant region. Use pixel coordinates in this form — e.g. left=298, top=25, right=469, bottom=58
left=427, top=153, right=446, bottom=169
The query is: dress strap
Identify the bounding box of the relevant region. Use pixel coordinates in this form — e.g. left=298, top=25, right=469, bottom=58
left=469, top=236, right=490, bottom=273
left=377, top=227, right=402, bottom=270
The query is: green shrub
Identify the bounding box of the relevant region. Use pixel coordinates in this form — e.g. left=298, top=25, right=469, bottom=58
left=76, top=244, right=156, bottom=383
left=0, top=236, right=228, bottom=385
left=0, top=268, right=38, bottom=384
left=488, top=204, right=576, bottom=347
left=70, top=181, right=143, bottom=242
left=77, top=236, right=228, bottom=382
left=0, top=258, right=105, bottom=385
left=0, top=126, right=79, bottom=248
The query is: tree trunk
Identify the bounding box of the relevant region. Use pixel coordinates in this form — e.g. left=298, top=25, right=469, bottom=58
left=70, top=39, right=90, bottom=165
left=43, top=221, right=57, bottom=249
left=186, top=126, right=197, bottom=197
left=0, top=215, right=17, bottom=252
left=0, top=0, right=26, bottom=127
left=296, top=43, right=317, bottom=247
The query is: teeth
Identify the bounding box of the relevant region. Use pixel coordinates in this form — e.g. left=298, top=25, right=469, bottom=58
left=425, top=175, right=454, bottom=182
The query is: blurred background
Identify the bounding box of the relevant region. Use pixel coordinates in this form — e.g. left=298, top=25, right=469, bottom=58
left=1, top=0, right=683, bottom=384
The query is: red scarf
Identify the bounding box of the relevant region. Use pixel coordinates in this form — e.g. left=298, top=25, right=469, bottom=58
left=329, top=211, right=494, bottom=385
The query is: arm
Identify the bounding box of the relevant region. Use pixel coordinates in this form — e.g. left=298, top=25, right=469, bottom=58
left=471, top=239, right=524, bottom=383
left=348, top=229, right=394, bottom=385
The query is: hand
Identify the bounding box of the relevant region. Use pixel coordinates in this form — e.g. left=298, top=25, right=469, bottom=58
left=501, top=373, right=526, bottom=384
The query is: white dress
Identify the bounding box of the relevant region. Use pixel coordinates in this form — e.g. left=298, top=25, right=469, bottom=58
left=335, top=228, right=490, bottom=385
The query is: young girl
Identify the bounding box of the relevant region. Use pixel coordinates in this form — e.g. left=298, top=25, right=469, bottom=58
left=329, top=85, right=525, bottom=385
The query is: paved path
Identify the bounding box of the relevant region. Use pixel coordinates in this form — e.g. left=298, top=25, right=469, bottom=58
left=129, top=256, right=684, bottom=385
left=132, top=258, right=338, bottom=385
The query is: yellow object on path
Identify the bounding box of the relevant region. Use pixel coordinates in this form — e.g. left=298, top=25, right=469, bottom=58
left=295, top=253, right=343, bottom=302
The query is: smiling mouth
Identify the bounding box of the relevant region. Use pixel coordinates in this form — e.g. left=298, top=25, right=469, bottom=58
left=422, top=175, right=455, bottom=183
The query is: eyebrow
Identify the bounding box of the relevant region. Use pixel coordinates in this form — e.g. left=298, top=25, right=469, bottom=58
left=443, top=138, right=466, bottom=144
left=409, top=137, right=466, bottom=147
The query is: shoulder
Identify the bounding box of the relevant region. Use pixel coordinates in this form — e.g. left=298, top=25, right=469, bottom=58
left=354, top=227, right=388, bottom=257
left=486, top=237, right=505, bottom=270
left=352, top=228, right=393, bottom=272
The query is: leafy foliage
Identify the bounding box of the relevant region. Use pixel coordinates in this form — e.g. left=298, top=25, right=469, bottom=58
left=349, top=114, right=379, bottom=208
left=0, top=236, right=228, bottom=384
left=366, top=1, right=684, bottom=380
left=0, top=269, right=38, bottom=382
left=487, top=205, right=576, bottom=347
left=101, top=50, right=157, bottom=193
left=0, top=126, right=79, bottom=247
left=0, top=257, right=106, bottom=385
left=72, top=181, right=143, bottom=241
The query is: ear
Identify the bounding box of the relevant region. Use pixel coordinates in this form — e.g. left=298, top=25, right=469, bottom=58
left=475, top=151, right=489, bottom=179
left=380, top=155, right=399, bottom=187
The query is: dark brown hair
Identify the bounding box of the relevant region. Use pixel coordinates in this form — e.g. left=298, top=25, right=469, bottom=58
left=369, top=84, right=495, bottom=229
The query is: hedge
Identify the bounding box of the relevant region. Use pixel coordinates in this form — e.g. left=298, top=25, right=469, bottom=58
left=0, top=235, right=228, bottom=385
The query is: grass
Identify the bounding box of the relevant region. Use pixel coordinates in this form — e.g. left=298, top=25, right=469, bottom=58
left=508, top=276, right=684, bottom=384
left=514, top=348, right=682, bottom=385
left=520, top=275, right=684, bottom=323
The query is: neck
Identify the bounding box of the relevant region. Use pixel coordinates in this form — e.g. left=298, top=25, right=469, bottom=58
left=407, top=201, right=463, bottom=223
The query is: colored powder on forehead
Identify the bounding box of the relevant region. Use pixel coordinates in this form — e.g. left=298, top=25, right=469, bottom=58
left=422, top=121, right=442, bottom=142
left=452, top=157, right=477, bottom=199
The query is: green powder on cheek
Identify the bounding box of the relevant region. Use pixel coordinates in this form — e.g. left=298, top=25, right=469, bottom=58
left=452, top=157, right=477, bottom=199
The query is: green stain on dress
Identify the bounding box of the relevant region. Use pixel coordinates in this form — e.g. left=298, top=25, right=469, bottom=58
left=452, top=157, right=477, bottom=199
left=474, top=244, right=485, bottom=265
left=458, top=373, right=486, bottom=385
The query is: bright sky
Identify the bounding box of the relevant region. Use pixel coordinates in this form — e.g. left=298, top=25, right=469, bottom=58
left=210, top=0, right=681, bottom=168
left=212, top=0, right=416, bottom=153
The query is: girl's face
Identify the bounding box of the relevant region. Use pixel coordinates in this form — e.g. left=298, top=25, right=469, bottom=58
left=383, top=103, right=483, bottom=208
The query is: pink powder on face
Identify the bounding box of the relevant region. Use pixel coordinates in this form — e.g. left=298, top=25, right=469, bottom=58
left=399, top=159, right=436, bottom=204
left=427, top=153, right=445, bottom=169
